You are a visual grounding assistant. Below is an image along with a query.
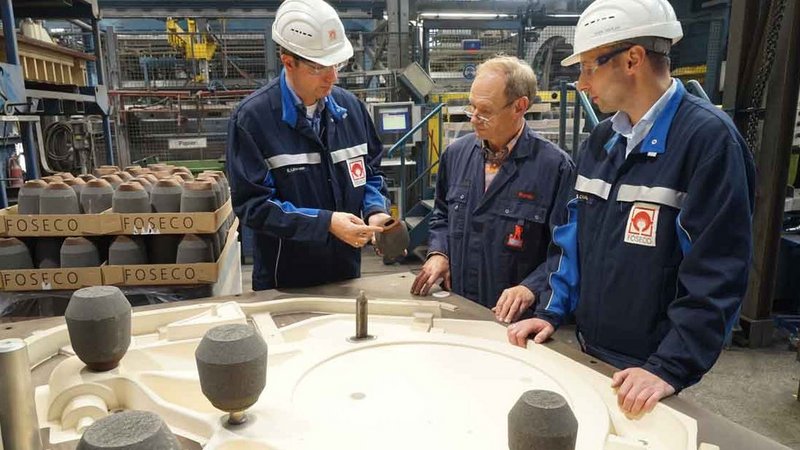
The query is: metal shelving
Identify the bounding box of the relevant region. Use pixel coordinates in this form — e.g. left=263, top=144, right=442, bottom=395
left=0, top=0, right=114, bottom=207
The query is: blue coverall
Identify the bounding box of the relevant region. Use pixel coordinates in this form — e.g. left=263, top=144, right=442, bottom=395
left=428, top=125, right=575, bottom=309
left=227, top=71, right=390, bottom=290
left=537, top=80, right=756, bottom=391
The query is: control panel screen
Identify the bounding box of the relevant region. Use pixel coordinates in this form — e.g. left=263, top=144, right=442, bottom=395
left=382, top=113, right=408, bottom=132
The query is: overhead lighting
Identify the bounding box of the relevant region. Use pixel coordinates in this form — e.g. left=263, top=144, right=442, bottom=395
left=546, top=14, right=581, bottom=18
left=419, top=12, right=516, bottom=19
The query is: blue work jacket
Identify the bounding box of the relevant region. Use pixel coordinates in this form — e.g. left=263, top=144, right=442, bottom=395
left=537, top=80, right=756, bottom=391
left=227, top=72, right=389, bottom=290
left=428, top=125, right=575, bottom=309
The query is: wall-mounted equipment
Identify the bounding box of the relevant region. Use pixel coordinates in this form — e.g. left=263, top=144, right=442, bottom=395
left=397, top=62, right=436, bottom=102
left=369, top=101, right=422, bottom=148
left=368, top=101, right=424, bottom=217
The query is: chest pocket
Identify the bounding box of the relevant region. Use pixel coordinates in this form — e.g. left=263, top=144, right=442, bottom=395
left=497, top=201, right=547, bottom=223
left=491, top=200, right=547, bottom=246
left=445, top=186, right=469, bottom=234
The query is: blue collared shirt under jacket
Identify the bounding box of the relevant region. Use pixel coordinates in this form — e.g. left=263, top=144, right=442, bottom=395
left=535, top=80, right=756, bottom=392
left=428, top=124, right=575, bottom=309
left=226, top=71, right=390, bottom=290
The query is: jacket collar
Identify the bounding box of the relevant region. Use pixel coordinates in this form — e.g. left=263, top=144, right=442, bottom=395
left=472, top=123, right=536, bottom=160
left=280, top=69, right=348, bottom=128
left=603, top=79, right=686, bottom=156
left=511, top=124, right=536, bottom=160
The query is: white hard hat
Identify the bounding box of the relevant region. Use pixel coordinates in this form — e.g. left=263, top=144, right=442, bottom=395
left=272, top=0, right=353, bottom=67
left=561, top=0, right=683, bottom=67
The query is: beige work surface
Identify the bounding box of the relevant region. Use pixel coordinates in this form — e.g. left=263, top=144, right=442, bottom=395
left=1, top=273, right=789, bottom=450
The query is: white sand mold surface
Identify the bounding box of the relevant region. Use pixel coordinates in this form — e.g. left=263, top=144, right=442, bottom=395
left=25, top=298, right=720, bottom=450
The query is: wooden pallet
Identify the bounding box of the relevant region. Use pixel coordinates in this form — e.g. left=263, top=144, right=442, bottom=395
left=0, top=32, right=93, bottom=86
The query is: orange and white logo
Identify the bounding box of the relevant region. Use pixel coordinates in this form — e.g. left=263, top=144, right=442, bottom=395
left=348, top=157, right=366, bottom=187
left=624, top=202, right=659, bottom=247
left=328, top=29, right=337, bottom=41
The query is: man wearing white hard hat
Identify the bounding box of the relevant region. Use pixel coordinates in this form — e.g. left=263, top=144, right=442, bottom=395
left=227, top=0, right=392, bottom=290
left=509, top=0, right=755, bottom=416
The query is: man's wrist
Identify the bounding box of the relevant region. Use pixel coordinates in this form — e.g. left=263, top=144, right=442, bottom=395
left=364, top=210, right=390, bottom=223
left=518, top=283, right=538, bottom=304
left=426, top=251, right=448, bottom=261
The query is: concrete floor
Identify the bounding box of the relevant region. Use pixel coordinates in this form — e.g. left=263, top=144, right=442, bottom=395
left=680, top=342, right=800, bottom=448
left=241, top=250, right=800, bottom=449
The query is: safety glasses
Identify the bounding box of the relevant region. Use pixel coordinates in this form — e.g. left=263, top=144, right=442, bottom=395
left=579, top=46, right=633, bottom=77
left=293, top=55, right=347, bottom=76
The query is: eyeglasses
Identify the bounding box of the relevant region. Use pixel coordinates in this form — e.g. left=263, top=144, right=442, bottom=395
left=464, top=98, right=518, bottom=125
left=579, top=46, right=632, bottom=77
left=293, top=55, right=347, bottom=76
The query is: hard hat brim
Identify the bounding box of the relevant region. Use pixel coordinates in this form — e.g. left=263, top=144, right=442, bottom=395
left=561, top=53, right=580, bottom=67
left=302, top=40, right=354, bottom=67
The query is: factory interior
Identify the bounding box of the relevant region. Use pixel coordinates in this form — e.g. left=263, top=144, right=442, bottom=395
left=0, top=0, right=799, bottom=449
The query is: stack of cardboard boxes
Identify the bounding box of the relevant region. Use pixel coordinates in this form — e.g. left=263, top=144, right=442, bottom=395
left=0, top=165, right=237, bottom=292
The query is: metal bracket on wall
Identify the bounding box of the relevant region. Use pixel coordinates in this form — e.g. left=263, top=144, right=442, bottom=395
left=26, top=86, right=109, bottom=116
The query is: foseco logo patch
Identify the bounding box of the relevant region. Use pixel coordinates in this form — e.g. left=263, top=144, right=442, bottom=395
left=624, top=202, right=659, bottom=247
left=348, top=157, right=366, bottom=187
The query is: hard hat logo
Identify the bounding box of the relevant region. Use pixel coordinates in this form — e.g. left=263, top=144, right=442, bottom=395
left=272, top=0, right=354, bottom=67
left=561, top=0, right=683, bottom=67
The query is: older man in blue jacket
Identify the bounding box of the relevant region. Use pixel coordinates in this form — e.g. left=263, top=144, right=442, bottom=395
left=411, top=56, right=574, bottom=323
left=227, top=0, right=390, bottom=290
left=509, top=0, right=755, bottom=416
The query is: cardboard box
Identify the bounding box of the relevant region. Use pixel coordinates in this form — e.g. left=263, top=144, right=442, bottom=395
left=109, top=199, right=233, bottom=235
left=102, top=218, right=239, bottom=286
left=0, top=206, right=118, bottom=237
left=0, top=266, right=103, bottom=291
left=0, top=200, right=233, bottom=237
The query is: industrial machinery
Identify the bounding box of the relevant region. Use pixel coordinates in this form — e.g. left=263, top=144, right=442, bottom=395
left=41, top=115, right=103, bottom=175
left=165, top=18, right=218, bottom=84
left=531, top=34, right=581, bottom=91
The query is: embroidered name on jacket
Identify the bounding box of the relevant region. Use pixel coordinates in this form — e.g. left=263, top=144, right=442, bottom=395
left=517, top=191, right=536, bottom=201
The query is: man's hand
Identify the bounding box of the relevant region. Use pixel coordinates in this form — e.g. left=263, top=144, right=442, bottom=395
left=507, top=318, right=555, bottom=347
left=367, top=212, right=391, bottom=255
left=329, top=212, right=383, bottom=248
left=493, top=285, right=536, bottom=323
left=611, top=367, right=676, bottom=416
left=367, top=212, right=392, bottom=229
left=367, top=213, right=407, bottom=257
left=411, top=254, right=450, bottom=296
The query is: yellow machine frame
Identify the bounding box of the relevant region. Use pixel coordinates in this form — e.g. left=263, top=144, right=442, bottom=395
left=166, top=18, right=217, bottom=82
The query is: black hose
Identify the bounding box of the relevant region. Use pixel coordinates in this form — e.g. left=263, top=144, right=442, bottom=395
left=43, top=121, right=74, bottom=173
